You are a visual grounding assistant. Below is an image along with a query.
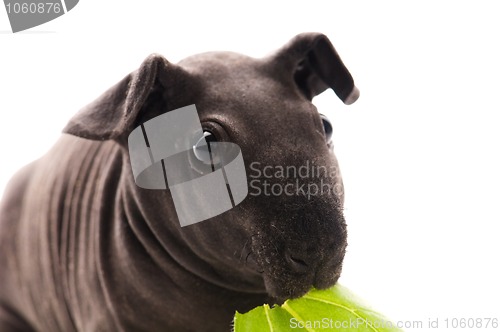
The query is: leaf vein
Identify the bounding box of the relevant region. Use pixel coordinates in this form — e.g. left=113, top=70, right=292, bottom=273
left=281, top=302, right=316, bottom=332
left=263, top=305, right=274, bottom=332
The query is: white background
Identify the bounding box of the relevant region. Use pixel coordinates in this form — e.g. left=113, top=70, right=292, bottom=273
left=1, top=1, right=499, bottom=330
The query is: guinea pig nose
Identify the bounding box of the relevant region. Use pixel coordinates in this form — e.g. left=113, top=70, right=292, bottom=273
left=285, top=251, right=309, bottom=273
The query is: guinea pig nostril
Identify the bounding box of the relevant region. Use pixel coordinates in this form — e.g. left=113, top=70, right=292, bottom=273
left=291, top=256, right=307, bottom=266
left=286, top=252, right=309, bottom=272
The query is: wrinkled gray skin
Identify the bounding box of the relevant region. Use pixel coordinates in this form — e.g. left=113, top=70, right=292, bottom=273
left=0, top=33, right=358, bottom=331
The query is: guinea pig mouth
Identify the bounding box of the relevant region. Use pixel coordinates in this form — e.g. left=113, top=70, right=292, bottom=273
left=251, top=242, right=344, bottom=302
left=259, top=260, right=343, bottom=303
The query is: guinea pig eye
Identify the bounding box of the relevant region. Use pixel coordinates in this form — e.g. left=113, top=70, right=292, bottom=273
left=320, top=114, right=333, bottom=143
left=193, top=131, right=217, bottom=164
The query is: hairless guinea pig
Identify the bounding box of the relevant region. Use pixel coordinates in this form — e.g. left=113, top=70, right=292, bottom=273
left=0, top=32, right=359, bottom=332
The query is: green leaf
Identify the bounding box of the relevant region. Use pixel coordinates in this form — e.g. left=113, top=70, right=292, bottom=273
left=233, top=284, right=402, bottom=331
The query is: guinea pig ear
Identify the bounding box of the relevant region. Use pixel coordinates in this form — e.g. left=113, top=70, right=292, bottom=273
left=273, top=32, right=359, bottom=104
left=63, top=54, right=192, bottom=141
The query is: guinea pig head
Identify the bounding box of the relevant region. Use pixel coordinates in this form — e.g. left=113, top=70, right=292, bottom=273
left=177, top=32, right=358, bottom=302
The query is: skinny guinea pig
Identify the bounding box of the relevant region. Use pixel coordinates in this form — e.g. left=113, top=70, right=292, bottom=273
left=0, top=32, right=359, bottom=331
